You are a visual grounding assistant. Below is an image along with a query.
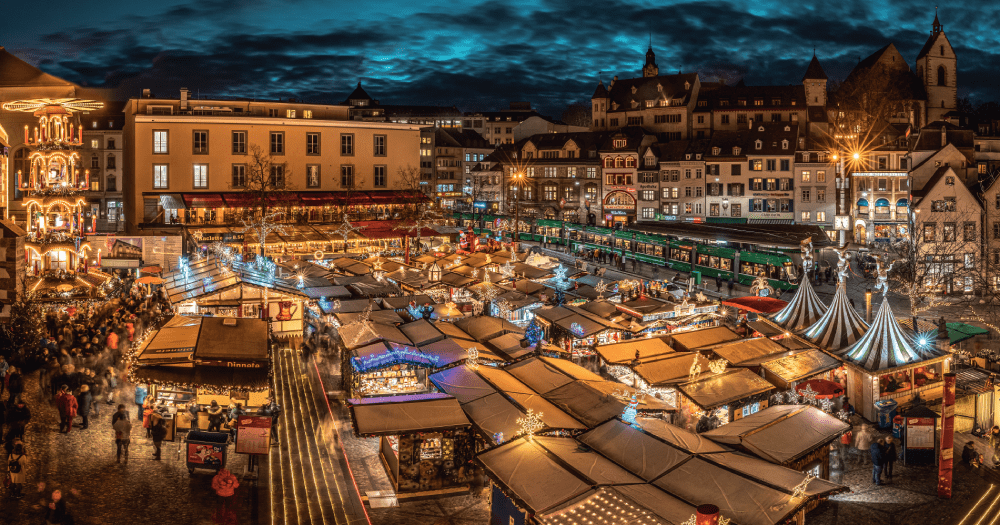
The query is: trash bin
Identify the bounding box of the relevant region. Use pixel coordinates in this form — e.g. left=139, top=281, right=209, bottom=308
left=691, top=270, right=702, bottom=285
left=874, top=399, right=898, bottom=429
left=185, top=430, right=229, bottom=475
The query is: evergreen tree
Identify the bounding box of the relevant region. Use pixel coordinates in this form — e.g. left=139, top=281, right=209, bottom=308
left=525, top=318, right=543, bottom=347
left=1, top=269, right=46, bottom=369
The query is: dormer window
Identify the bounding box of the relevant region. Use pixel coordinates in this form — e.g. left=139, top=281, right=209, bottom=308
left=755, top=140, right=762, bottom=150
left=738, top=99, right=747, bottom=106
left=696, top=154, right=702, bottom=160
left=802, top=152, right=810, bottom=162
left=758, top=126, right=765, bottom=132
left=657, top=84, right=663, bottom=92
left=712, top=147, right=720, bottom=155
left=631, top=86, right=637, bottom=94
left=660, top=99, right=669, bottom=107
left=645, top=100, right=654, bottom=108
left=684, top=81, right=691, bottom=90
left=784, top=125, right=790, bottom=132
left=685, top=154, right=692, bottom=160
left=613, top=139, right=627, bottom=148
left=733, top=147, right=741, bottom=155
left=772, top=98, right=781, bottom=105
left=781, top=140, right=789, bottom=150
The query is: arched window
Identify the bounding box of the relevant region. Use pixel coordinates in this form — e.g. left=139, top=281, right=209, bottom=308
left=937, top=66, right=947, bottom=86
left=604, top=157, right=613, bottom=168
left=625, top=157, right=636, bottom=168
left=615, top=157, right=624, bottom=168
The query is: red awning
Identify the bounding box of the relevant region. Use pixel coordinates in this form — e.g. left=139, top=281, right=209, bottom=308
left=222, top=193, right=256, bottom=207
left=268, top=193, right=300, bottom=205
left=299, top=192, right=336, bottom=203
left=722, top=296, right=788, bottom=314
left=367, top=191, right=401, bottom=205
left=182, top=194, right=225, bottom=208
left=795, top=379, right=844, bottom=399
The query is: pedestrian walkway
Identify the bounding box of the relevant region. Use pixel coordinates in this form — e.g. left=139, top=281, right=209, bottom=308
left=1, top=372, right=255, bottom=525
left=271, top=347, right=369, bottom=525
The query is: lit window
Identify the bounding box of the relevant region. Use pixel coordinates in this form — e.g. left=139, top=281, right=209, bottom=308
left=153, top=164, right=168, bottom=188
left=193, top=164, right=208, bottom=189
left=153, top=131, right=168, bottom=154
left=286, top=109, right=296, bottom=118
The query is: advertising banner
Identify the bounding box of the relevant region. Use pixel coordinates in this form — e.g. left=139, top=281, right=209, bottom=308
left=938, top=373, right=956, bottom=498
left=235, top=416, right=272, bottom=455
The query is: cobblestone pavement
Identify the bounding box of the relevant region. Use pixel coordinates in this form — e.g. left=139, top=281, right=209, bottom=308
left=315, top=357, right=490, bottom=525
left=810, top=433, right=995, bottom=525
left=1, top=372, right=263, bottom=525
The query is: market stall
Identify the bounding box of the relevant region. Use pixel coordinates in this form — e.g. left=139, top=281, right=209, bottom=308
left=675, top=368, right=776, bottom=432
left=702, top=405, right=849, bottom=482
left=760, top=350, right=842, bottom=391
left=348, top=394, right=478, bottom=495
left=345, top=341, right=440, bottom=398
left=131, top=316, right=272, bottom=431
left=669, top=326, right=741, bottom=352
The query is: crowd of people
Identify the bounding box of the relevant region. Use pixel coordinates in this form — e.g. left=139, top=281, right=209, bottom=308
left=1, top=273, right=172, bottom=516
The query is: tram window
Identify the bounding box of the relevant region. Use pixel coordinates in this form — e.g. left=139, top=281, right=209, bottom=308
left=783, top=262, right=797, bottom=280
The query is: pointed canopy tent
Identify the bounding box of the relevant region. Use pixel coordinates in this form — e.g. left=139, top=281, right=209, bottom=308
left=842, top=299, right=950, bottom=372
left=802, top=283, right=868, bottom=351
left=770, top=278, right=828, bottom=332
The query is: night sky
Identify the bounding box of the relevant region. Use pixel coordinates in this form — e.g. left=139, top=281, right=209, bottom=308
left=2, top=0, right=999, bottom=117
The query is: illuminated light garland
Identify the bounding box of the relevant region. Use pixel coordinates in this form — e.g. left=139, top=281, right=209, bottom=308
left=466, top=346, right=480, bottom=370
left=791, top=473, right=816, bottom=500
left=500, top=261, right=515, bottom=280
left=595, top=279, right=607, bottom=299
left=688, top=355, right=702, bottom=382
left=708, top=358, right=728, bottom=374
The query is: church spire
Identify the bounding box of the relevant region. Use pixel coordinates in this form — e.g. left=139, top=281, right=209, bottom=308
left=643, top=40, right=658, bottom=78
left=932, top=6, right=943, bottom=34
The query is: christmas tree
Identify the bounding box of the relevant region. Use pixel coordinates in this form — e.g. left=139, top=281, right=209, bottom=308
left=525, top=318, right=544, bottom=347
left=1, top=269, right=47, bottom=370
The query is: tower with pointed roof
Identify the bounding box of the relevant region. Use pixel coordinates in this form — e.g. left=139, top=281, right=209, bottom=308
left=915, top=9, right=956, bottom=123
left=643, top=45, right=659, bottom=78
left=590, top=80, right=608, bottom=130
left=802, top=53, right=828, bottom=107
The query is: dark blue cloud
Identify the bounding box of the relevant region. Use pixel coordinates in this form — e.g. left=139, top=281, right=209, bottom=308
left=1, top=0, right=998, bottom=116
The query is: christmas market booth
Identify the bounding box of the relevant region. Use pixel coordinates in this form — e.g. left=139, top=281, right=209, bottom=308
left=669, top=325, right=741, bottom=352
left=481, top=417, right=845, bottom=525
left=347, top=393, right=479, bottom=496
left=345, top=341, right=440, bottom=398
left=614, top=294, right=719, bottom=335
left=702, top=405, right=850, bottom=482
left=760, top=349, right=843, bottom=391
left=532, top=305, right=627, bottom=357
left=831, top=297, right=952, bottom=423
left=131, top=315, right=272, bottom=432
left=161, top=254, right=308, bottom=337
left=675, top=368, right=776, bottom=432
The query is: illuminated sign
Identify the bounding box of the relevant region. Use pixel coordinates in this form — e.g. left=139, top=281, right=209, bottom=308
left=853, top=172, right=908, bottom=177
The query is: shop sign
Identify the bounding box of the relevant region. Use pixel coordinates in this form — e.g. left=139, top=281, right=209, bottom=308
left=198, top=360, right=265, bottom=368
left=473, top=201, right=488, bottom=209
left=200, top=232, right=245, bottom=243
left=608, top=210, right=629, bottom=216
left=751, top=192, right=792, bottom=198
left=604, top=186, right=636, bottom=193
left=657, top=214, right=677, bottom=221
left=748, top=211, right=793, bottom=220
left=235, top=416, right=272, bottom=455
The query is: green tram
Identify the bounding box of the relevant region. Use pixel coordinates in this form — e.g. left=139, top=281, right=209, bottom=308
left=452, top=214, right=800, bottom=291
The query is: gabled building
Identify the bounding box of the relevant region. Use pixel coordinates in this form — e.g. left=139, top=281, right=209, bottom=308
left=793, top=141, right=835, bottom=238
left=590, top=46, right=699, bottom=139
left=80, top=101, right=126, bottom=232
left=915, top=11, right=958, bottom=124
left=704, top=132, right=748, bottom=223
left=910, top=166, right=981, bottom=294
left=431, top=128, right=492, bottom=210
left=655, top=141, right=690, bottom=219
left=599, top=127, right=658, bottom=227
left=746, top=123, right=799, bottom=224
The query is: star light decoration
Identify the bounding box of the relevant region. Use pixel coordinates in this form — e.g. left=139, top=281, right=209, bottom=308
left=331, top=218, right=366, bottom=248
left=466, top=346, right=480, bottom=370
left=799, top=384, right=819, bottom=405
left=343, top=304, right=378, bottom=347
left=500, top=260, right=515, bottom=280
left=682, top=515, right=731, bottom=525
left=549, top=264, right=570, bottom=291
left=495, top=299, right=512, bottom=318
left=516, top=409, right=544, bottom=440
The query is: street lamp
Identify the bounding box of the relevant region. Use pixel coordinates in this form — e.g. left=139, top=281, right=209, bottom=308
left=510, top=171, right=528, bottom=254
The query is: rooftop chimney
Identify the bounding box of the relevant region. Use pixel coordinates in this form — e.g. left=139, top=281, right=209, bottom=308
left=180, top=87, right=190, bottom=110
left=141, top=89, right=151, bottom=98
left=941, top=126, right=947, bottom=148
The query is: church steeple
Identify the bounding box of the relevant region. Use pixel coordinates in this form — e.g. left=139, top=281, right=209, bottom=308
left=932, top=7, right=943, bottom=34
left=643, top=41, right=658, bottom=78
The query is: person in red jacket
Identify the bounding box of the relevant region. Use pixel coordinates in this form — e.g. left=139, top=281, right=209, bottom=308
left=55, top=385, right=79, bottom=433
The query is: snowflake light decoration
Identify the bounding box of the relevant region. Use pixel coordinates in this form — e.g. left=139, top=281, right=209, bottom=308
left=709, top=358, right=728, bottom=374
left=791, top=473, right=816, bottom=499
left=785, top=390, right=801, bottom=404
left=683, top=515, right=730, bottom=525
left=466, top=346, right=480, bottom=370
left=516, top=409, right=544, bottom=439
left=471, top=268, right=479, bottom=279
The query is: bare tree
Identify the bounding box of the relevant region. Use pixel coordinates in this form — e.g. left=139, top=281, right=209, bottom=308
left=560, top=103, right=591, bottom=128
left=395, top=165, right=441, bottom=255
left=826, top=62, right=917, bottom=162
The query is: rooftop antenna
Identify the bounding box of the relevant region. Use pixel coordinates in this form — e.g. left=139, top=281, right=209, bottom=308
left=649, top=32, right=652, bottom=48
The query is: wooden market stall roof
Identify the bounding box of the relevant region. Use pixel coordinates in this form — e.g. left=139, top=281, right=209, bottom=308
left=194, top=317, right=269, bottom=361
left=347, top=394, right=470, bottom=436
left=702, top=405, right=850, bottom=464
left=677, top=368, right=775, bottom=410
left=760, top=349, right=841, bottom=386
left=669, top=325, right=741, bottom=352
left=595, top=336, right=676, bottom=365
left=453, top=315, right=524, bottom=342
left=707, top=337, right=791, bottom=367
left=161, top=255, right=307, bottom=305
left=632, top=353, right=703, bottom=386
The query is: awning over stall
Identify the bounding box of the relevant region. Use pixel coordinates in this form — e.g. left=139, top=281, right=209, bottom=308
left=702, top=405, right=849, bottom=464
left=678, top=369, right=775, bottom=410
left=348, top=394, right=470, bottom=436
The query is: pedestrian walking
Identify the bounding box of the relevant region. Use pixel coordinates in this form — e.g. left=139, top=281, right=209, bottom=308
left=5, top=396, right=29, bottom=442
left=884, top=436, right=898, bottom=482
left=134, top=383, right=148, bottom=422
left=870, top=438, right=886, bottom=485
left=207, top=400, right=225, bottom=432
left=259, top=398, right=281, bottom=444
left=55, top=386, right=78, bottom=434
left=0, top=355, right=7, bottom=399
left=6, top=442, right=26, bottom=499
left=43, top=490, right=68, bottom=525
left=854, top=423, right=873, bottom=465
left=715, top=276, right=722, bottom=292
left=838, top=428, right=853, bottom=470
left=5, top=367, right=23, bottom=402
left=75, top=385, right=93, bottom=430
left=151, top=415, right=166, bottom=460
left=727, top=280, right=734, bottom=296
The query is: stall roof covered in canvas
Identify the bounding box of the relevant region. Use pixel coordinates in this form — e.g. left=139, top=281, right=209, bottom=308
left=670, top=326, right=740, bottom=351
left=348, top=394, right=470, bottom=436
left=595, top=336, right=675, bottom=365
left=702, top=405, right=850, bottom=464
left=708, top=337, right=791, bottom=367
left=761, top=349, right=841, bottom=385
left=678, top=369, right=775, bottom=410
left=453, top=315, right=524, bottom=342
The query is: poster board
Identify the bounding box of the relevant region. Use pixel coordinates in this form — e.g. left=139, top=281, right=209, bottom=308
left=235, top=416, right=272, bottom=455
left=187, top=442, right=225, bottom=466
left=906, top=418, right=935, bottom=448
